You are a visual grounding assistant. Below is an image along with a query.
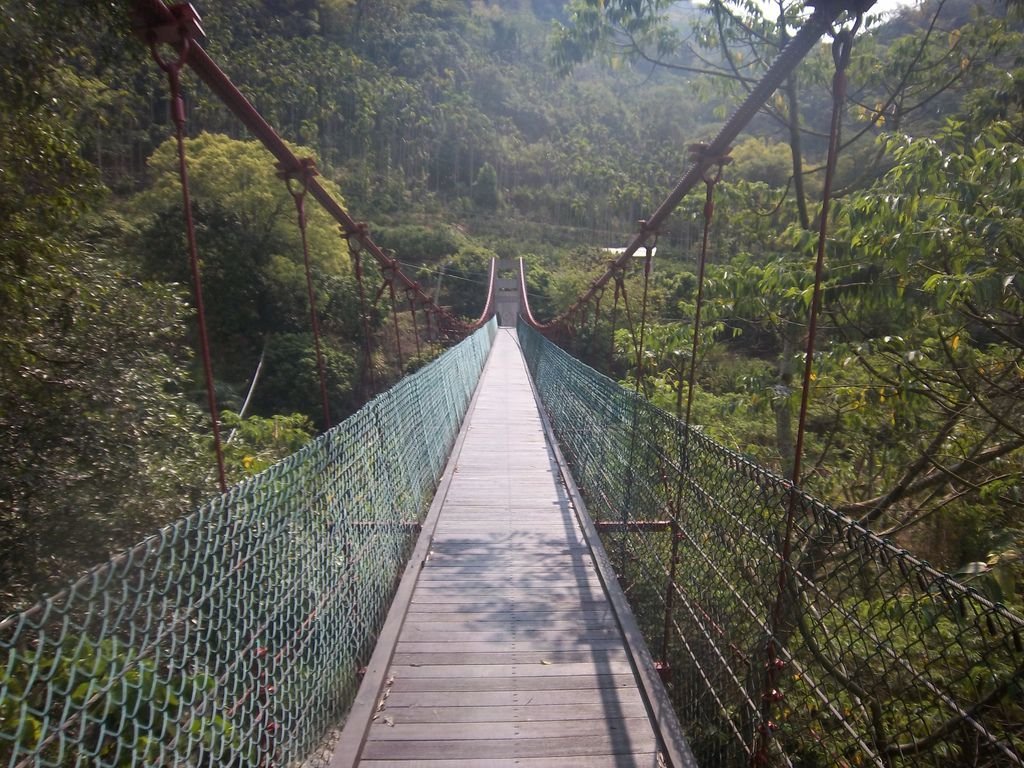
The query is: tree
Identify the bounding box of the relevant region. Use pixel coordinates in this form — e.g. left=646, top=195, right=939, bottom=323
left=0, top=0, right=210, bottom=609
left=729, top=136, right=793, bottom=186
left=131, top=133, right=362, bottom=424
left=550, top=0, right=830, bottom=227
left=472, top=161, right=501, bottom=210
left=823, top=119, right=1024, bottom=563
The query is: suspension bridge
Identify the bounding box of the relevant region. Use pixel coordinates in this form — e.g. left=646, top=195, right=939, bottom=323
left=2, top=0, right=1024, bottom=766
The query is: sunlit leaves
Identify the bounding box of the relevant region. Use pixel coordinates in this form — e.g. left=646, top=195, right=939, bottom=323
left=221, top=411, right=313, bottom=481
left=845, top=120, right=1024, bottom=315
left=0, top=246, right=206, bottom=610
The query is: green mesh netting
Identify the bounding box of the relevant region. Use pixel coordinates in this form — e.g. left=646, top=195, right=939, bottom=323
left=0, top=319, right=496, bottom=767
left=519, top=319, right=1024, bottom=768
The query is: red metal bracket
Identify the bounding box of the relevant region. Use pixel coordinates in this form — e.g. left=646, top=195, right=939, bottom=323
left=137, top=2, right=204, bottom=46
left=276, top=157, right=319, bottom=191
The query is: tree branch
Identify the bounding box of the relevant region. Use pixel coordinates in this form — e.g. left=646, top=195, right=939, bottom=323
left=841, top=433, right=1024, bottom=522
left=623, top=28, right=759, bottom=83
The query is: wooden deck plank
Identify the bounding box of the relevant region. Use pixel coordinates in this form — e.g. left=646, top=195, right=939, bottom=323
left=387, top=672, right=642, bottom=694
left=399, top=627, right=616, bottom=639
left=407, top=590, right=607, bottom=602
left=417, top=560, right=597, bottom=568
left=389, top=660, right=636, bottom=678
left=367, top=718, right=656, bottom=742
left=394, top=639, right=614, bottom=650
left=409, top=584, right=603, bottom=593
left=397, top=628, right=624, bottom=642
left=360, top=732, right=659, bottom=761
left=371, top=702, right=650, bottom=724
left=407, top=595, right=607, bottom=606
left=385, top=692, right=647, bottom=708
left=404, top=608, right=611, bottom=618
left=426, top=536, right=588, bottom=547
left=407, top=589, right=602, bottom=602
left=411, top=579, right=602, bottom=590
left=415, top=572, right=601, bottom=583
left=391, top=651, right=626, bottom=663
left=332, top=330, right=684, bottom=768
left=402, top=613, right=616, bottom=623
left=359, top=756, right=662, bottom=768
left=415, top=572, right=601, bottom=580
left=420, top=554, right=592, bottom=565
left=393, top=638, right=628, bottom=653
left=390, top=649, right=631, bottom=666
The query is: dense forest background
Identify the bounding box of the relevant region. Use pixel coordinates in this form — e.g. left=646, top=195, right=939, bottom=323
left=1, top=0, right=1022, bottom=613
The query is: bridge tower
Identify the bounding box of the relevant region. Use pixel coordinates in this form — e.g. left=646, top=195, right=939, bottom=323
left=494, top=258, right=520, bottom=327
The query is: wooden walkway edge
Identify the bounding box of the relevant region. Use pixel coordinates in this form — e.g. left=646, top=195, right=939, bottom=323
left=329, top=329, right=697, bottom=768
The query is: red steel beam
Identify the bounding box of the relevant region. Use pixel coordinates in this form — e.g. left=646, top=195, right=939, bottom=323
left=523, top=0, right=875, bottom=331
left=132, top=1, right=494, bottom=336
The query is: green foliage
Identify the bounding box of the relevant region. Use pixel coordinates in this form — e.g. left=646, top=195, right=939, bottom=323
left=251, top=333, right=357, bottom=424
left=0, top=2, right=210, bottom=609
left=849, top=1, right=1023, bottom=137
left=843, top=120, right=1023, bottom=310
left=0, top=637, right=242, bottom=765
left=608, top=113, right=1024, bottom=581
left=435, top=244, right=500, bottom=320
left=129, top=133, right=362, bottom=424
left=2, top=0, right=1024, bottom=761
left=471, top=161, right=501, bottom=210
left=728, top=137, right=793, bottom=187
left=1, top=325, right=497, bottom=767
left=524, top=323, right=1024, bottom=767
left=549, top=0, right=679, bottom=75
left=136, top=133, right=346, bottom=277
left=819, top=118, right=1024, bottom=555
left=596, top=102, right=1024, bottom=583
left=374, top=224, right=466, bottom=263
left=221, top=411, right=315, bottom=480
left=0, top=244, right=207, bottom=609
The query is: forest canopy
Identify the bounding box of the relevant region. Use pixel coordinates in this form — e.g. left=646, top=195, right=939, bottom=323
left=1, top=0, right=1022, bottom=614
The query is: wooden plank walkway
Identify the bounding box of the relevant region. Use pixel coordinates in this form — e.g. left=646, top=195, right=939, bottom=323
left=331, top=328, right=687, bottom=768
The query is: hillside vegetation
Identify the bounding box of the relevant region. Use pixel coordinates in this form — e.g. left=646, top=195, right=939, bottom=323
left=1, top=0, right=1022, bottom=612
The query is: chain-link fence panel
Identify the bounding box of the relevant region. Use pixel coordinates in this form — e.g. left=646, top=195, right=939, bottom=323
left=520, top=320, right=1024, bottom=768
left=0, top=319, right=496, bottom=768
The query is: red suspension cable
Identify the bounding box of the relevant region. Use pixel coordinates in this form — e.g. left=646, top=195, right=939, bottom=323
left=423, top=305, right=435, bottom=351
left=589, top=291, right=603, bottom=362
left=789, top=27, right=855, bottom=492
left=349, top=236, right=376, bottom=396
left=132, top=1, right=484, bottom=338
left=619, top=273, right=637, bottom=370
left=755, top=20, right=859, bottom=766
left=661, top=149, right=729, bottom=670
left=514, top=0, right=869, bottom=334
left=280, top=158, right=332, bottom=429
left=465, top=258, right=498, bottom=332
left=407, top=291, right=422, bottom=359
left=683, top=147, right=730, bottom=432
left=609, top=272, right=624, bottom=372
left=386, top=266, right=405, bottom=375
left=147, top=21, right=227, bottom=494
left=632, top=241, right=655, bottom=398
left=370, top=269, right=403, bottom=376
